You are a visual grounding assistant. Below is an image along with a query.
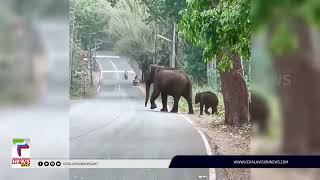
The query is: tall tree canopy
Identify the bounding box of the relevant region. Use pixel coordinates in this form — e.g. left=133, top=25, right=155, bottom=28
left=180, top=0, right=251, bottom=70
left=179, top=0, right=251, bottom=126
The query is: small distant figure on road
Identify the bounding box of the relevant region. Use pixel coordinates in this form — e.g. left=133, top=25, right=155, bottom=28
left=124, top=70, right=128, bottom=80
left=132, top=75, right=139, bottom=86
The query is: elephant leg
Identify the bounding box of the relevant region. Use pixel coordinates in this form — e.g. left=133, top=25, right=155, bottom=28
left=160, top=93, right=168, bottom=112
left=170, top=96, right=180, bottom=113
left=212, top=106, right=217, bottom=114
left=150, top=85, right=160, bottom=109
left=200, top=102, right=204, bottom=115
left=183, top=94, right=194, bottom=114
left=205, top=105, right=211, bottom=115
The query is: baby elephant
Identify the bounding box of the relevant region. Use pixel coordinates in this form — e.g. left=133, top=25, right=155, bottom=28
left=195, top=91, right=219, bottom=115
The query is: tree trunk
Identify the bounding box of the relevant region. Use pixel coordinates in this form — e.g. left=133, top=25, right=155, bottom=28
left=219, top=51, right=249, bottom=126
left=270, top=17, right=320, bottom=154
left=207, top=61, right=215, bottom=86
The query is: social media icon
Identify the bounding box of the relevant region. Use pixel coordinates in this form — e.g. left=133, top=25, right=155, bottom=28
left=50, top=161, right=55, bottom=166
left=56, top=161, right=61, bottom=166
left=44, top=161, right=49, bottom=166
left=38, top=161, right=43, bottom=166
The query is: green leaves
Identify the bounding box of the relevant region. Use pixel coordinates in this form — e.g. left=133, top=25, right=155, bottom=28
left=179, top=0, right=251, bottom=71
left=72, top=0, right=111, bottom=48
left=183, top=43, right=207, bottom=82
left=217, top=54, right=233, bottom=73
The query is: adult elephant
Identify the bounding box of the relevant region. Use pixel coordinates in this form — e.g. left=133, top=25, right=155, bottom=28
left=144, top=65, right=194, bottom=114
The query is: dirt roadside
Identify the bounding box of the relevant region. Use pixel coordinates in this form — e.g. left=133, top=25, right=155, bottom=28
left=186, top=113, right=251, bottom=180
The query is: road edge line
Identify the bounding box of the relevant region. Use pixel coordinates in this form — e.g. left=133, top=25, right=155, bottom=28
left=178, top=113, right=216, bottom=180
left=138, top=84, right=216, bottom=180
left=109, top=60, right=120, bottom=81
left=178, top=113, right=194, bottom=125
left=97, top=60, right=103, bottom=93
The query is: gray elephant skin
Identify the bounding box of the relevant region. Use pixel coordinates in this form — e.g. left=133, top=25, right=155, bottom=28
left=195, top=91, right=219, bottom=115
left=144, top=65, right=194, bottom=114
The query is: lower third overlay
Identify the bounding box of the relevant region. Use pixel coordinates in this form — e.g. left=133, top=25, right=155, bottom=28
left=12, top=156, right=320, bottom=168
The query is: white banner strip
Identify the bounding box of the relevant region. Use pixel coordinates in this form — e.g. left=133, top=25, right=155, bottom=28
left=31, top=159, right=171, bottom=168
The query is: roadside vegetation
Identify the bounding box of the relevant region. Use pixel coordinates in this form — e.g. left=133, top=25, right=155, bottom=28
left=70, top=0, right=320, bottom=178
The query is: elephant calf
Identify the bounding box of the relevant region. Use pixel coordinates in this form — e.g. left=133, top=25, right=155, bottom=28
left=249, top=93, right=269, bottom=134
left=195, top=91, right=219, bottom=115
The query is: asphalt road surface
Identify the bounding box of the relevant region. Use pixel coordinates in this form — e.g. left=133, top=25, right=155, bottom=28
left=70, top=51, right=211, bottom=180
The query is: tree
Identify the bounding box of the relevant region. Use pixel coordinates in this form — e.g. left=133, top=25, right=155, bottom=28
left=252, top=0, right=320, bottom=154
left=72, top=0, right=111, bottom=48
left=141, top=0, right=208, bottom=82
left=180, top=0, right=251, bottom=125
left=183, top=44, right=207, bottom=84
left=70, top=0, right=111, bottom=97
left=107, top=0, right=154, bottom=69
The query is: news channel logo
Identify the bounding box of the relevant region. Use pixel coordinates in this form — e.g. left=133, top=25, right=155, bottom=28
left=12, top=138, right=30, bottom=168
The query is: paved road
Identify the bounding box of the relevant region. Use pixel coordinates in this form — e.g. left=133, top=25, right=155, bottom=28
left=70, top=52, right=210, bottom=179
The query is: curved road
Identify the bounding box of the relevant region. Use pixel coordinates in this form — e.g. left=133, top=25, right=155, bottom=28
left=70, top=51, right=211, bottom=180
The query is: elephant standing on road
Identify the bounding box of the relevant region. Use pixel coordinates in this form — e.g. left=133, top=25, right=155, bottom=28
left=144, top=65, right=194, bottom=114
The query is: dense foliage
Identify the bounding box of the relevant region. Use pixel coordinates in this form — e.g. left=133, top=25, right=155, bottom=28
left=141, top=0, right=207, bottom=81
left=72, top=0, right=110, bottom=48
left=182, top=44, right=206, bottom=84
left=108, top=0, right=154, bottom=65
left=180, top=0, right=251, bottom=72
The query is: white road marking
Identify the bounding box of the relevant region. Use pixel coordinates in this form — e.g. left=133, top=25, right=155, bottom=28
left=97, top=84, right=101, bottom=93
left=197, top=130, right=213, bottom=155
left=178, top=113, right=194, bottom=125
left=97, top=60, right=103, bottom=93
left=178, top=113, right=216, bottom=180
left=136, top=84, right=216, bottom=179
left=109, top=60, right=120, bottom=81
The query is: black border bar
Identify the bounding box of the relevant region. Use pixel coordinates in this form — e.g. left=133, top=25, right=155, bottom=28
left=169, top=155, right=320, bottom=168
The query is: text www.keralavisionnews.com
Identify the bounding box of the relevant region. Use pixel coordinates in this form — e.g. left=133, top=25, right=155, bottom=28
left=233, top=160, right=289, bottom=165
left=63, top=162, right=99, bottom=166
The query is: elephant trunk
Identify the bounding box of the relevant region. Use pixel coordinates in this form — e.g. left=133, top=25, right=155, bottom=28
left=145, top=81, right=151, bottom=107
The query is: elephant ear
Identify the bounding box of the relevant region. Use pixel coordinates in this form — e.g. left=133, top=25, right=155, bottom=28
left=149, top=65, right=159, bottom=82
left=145, top=65, right=154, bottom=82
